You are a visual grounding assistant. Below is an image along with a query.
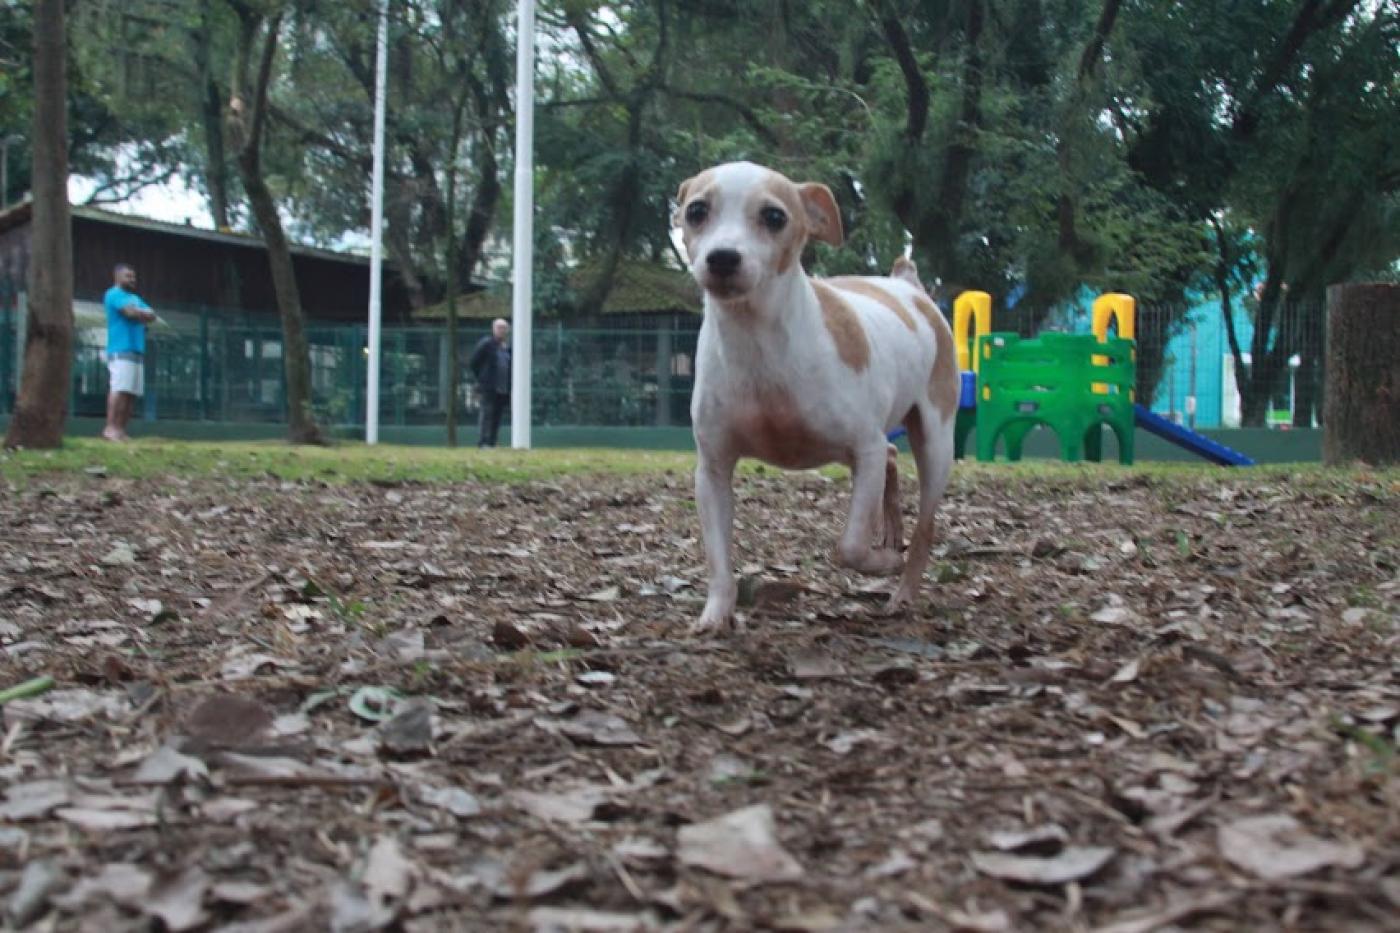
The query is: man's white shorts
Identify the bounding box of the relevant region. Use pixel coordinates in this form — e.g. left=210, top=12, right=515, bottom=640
left=108, top=358, right=144, bottom=396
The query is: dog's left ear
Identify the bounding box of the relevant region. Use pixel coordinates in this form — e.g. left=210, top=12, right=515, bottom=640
left=799, top=183, right=843, bottom=247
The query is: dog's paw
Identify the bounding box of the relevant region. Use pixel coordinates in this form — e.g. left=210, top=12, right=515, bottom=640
left=882, top=590, right=916, bottom=616
left=866, top=547, right=905, bottom=576
left=836, top=544, right=905, bottom=577
left=690, top=607, right=739, bottom=636
left=878, top=525, right=903, bottom=552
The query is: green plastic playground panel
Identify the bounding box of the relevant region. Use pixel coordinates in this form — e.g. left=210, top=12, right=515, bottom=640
left=974, top=332, right=1136, bottom=464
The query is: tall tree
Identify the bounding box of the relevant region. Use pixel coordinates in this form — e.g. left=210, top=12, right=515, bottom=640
left=5, top=0, right=73, bottom=449
left=226, top=0, right=324, bottom=444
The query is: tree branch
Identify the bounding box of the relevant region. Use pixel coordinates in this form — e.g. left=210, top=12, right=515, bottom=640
left=660, top=87, right=780, bottom=147
left=80, top=164, right=182, bottom=206
left=246, top=13, right=284, bottom=159
left=565, top=8, right=623, bottom=99
left=1210, top=215, right=1250, bottom=385
left=1078, top=0, right=1122, bottom=83
left=1232, top=0, right=1362, bottom=141
left=871, top=0, right=929, bottom=142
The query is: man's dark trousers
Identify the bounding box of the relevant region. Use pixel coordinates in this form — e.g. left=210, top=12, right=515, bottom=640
left=479, top=391, right=508, bottom=447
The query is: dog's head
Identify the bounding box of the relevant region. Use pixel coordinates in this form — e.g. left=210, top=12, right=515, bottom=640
left=673, top=162, right=843, bottom=302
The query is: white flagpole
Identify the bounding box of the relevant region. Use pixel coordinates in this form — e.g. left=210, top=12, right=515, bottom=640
left=366, top=0, right=389, bottom=444
left=510, top=0, right=535, bottom=449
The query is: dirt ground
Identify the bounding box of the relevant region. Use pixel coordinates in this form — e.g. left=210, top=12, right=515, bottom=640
left=0, top=463, right=1397, bottom=931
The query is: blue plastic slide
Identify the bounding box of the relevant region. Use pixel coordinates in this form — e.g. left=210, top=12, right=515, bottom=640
left=1132, top=404, right=1255, bottom=466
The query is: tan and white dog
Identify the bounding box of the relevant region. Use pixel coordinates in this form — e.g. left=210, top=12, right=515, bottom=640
left=675, top=161, right=960, bottom=632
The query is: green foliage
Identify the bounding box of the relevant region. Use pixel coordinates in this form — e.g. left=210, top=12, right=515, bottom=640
left=9, top=0, right=1392, bottom=409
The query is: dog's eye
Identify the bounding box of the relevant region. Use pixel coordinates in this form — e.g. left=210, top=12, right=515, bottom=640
left=760, top=206, right=787, bottom=232
left=684, top=201, right=709, bottom=225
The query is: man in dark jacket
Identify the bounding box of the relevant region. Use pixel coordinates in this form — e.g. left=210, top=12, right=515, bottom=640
left=469, top=318, right=511, bottom=447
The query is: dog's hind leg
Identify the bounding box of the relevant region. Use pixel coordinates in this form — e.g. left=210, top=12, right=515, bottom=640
left=836, top=440, right=904, bottom=576
left=878, top=443, right=903, bottom=551
left=887, top=401, right=954, bottom=612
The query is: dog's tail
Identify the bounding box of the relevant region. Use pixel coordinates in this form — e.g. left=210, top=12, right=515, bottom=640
left=890, top=255, right=925, bottom=291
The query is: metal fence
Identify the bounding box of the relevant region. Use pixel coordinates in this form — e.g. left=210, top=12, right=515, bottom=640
left=0, top=299, right=701, bottom=430
left=0, top=292, right=1326, bottom=434
left=1027, top=295, right=1327, bottom=430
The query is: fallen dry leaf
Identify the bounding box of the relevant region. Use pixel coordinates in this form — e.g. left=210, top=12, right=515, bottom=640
left=0, top=780, right=70, bottom=821
left=363, top=835, right=416, bottom=912
left=4, top=688, right=126, bottom=725
left=1217, top=814, right=1364, bottom=880
left=417, top=783, right=481, bottom=818
left=513, top=785, right=612, bottom=824
left=146, top=867, right=211, bottom=932
left=678, top=804, right=804, bottom=884
left=129, top=745, right=209, bottom=785
left=501, top=861, right=590, bottom=900
left=53, top=862, right=152, bottom=908
left=971, top=846, right=1115, bottom=885
left=528, top=905, right=654, bottom=931
left=7, top=860, right=62, bottom=928
left=985, top=824, right=1070, bottom=854
left=55, top=807, right=158, bottom=832
left=556, top=710, right=641, bottom=747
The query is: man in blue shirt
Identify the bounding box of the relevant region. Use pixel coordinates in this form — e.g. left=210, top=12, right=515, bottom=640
left=103, top=263, right=157, bottom=442
left=468, top=318, right=512, bottom=447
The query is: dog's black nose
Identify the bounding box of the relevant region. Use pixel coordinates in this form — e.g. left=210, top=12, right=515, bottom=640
left=706, top=249, right=742, bottom=277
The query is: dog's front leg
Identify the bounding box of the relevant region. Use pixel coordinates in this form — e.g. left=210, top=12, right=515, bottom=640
left=694, top=450, right=739, bottom=633
left=836, top=441, right=904, bottom=576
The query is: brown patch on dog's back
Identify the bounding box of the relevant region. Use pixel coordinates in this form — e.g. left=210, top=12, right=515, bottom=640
left=812, top=281, right=871, bottom=373
left=924, top=296, right=960, bottom=416
left=910, top=293, right=941, bottom=330
left=827, top=277, right=917, bottom=331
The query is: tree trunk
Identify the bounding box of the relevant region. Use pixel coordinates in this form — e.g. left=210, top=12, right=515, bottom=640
left=1323, top=283, right=1398, bottom=465
left=5, top=0, right=72, bottom=450
left=459, top=123, right=501, bottom=288
left=196, top=0, right=232, bottom=230
left=444, top=107, right=463, bottom=448
left=228, top=8, right=324, bottom=445
left=1240, top=277, right=1289, bottom=427
left=240, top=167, right=322, bottom=444
left=1240, top=359, right=1280, bottom=428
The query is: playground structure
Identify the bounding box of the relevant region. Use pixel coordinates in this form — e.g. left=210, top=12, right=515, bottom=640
left=903, top=291, right=1255, bottom=466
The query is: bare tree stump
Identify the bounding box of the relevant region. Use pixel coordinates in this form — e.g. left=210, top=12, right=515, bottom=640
left=1324, top=283, right=1399, bottom=465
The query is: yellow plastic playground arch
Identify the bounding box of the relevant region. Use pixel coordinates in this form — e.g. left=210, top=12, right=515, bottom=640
left=953, top=291, right=992, bottom=372
left=1092, top=293, right=1136, bottom=342
left=1091, top=293, right=1136, bottom=397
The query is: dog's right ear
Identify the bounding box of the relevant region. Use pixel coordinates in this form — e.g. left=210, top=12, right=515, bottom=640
left=672, top=176, right=696, bottom=228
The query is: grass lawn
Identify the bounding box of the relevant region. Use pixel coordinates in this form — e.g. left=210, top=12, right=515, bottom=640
left=3, top=436, right=1395, bottom=489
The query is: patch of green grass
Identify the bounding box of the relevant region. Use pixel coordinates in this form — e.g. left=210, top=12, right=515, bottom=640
left=1347, top=587, right=1382, bottom=609
left=2, top=437, right=1396, bottom=490
left=0, top=438, right=698, bottom=486
left=1332, top=718, right=1397, bottom=777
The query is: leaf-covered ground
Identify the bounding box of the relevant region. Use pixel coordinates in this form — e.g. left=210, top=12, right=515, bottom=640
left=0, top=451, right=1397, bottom=931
